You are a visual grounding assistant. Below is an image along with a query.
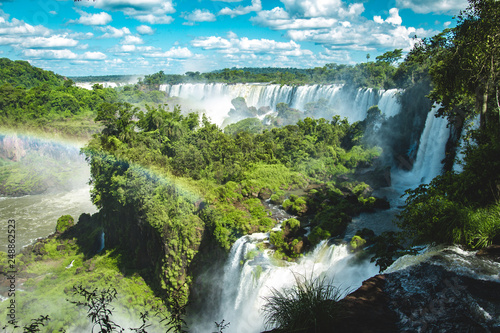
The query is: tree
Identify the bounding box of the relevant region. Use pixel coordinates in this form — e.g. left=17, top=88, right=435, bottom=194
left=428, top=0, right=500, bottom=129
left=375, top=49, right=403, bottom=64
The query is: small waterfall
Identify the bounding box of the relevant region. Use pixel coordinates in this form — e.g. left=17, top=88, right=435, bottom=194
left=98, top=231, right=105, bottom=252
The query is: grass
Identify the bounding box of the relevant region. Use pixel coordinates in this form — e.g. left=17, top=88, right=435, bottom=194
left=261, top=273, right=342, bottom=332
left=0, top=237, right=167, bottom=332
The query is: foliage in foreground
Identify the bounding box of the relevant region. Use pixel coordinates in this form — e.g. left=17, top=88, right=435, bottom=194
left=261, top=274, right=342, bottom=332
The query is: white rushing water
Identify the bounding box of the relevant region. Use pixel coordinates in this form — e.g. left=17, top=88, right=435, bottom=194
left=160, top=83, right=402, bottom=126
left=197, top=235, right=378, bottom=333
left=391, top=105, right=450, bottom=192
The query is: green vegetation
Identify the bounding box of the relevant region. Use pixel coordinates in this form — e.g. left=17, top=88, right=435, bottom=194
left=395, top=0, right=500, bottom=251
left=82, top=77, right=386, bottom=307
left=55, top=215, right=74, bottom=233
left=261, top=274, right=342, bottom=332
left=0, top=214, right=167, bottom=332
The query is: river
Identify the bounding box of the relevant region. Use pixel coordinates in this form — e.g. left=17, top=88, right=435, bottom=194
left=0, top=136, right=96, bottom=252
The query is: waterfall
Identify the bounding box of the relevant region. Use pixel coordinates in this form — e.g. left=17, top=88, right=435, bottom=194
left=159, top=83, right=402, bottom=126
left=392, top=105, right=450, bottom=191
left=190, top=234, right=378, bottom=333
left=98, top=231, right=105, bottom=252
left=183, top=85, right=455, bottom=333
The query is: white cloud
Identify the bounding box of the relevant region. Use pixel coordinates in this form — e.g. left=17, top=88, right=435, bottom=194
left=395, top=0, right=468, bottom=14
left=280, top=0, right=363, bottom=18
left=191, top=34, right=310, bottom=57
left=23, top=49, right=78, bottom=60
left=49, top=11, right=57, bottom=15
left=191, top=36, right=232, bottom=49
left=252, top=14, right=337, bottom=30
left=218, top=0, right=262, bottom=17
left=20, top=35, right=79, bottom=48
left=121, top=35, right=144, bottom=44
left=183, top=9, right=216, bottom=24
left=70, top=9, right=112, bottom=26
left=318, top=47, right=352, bottom=62
left=137, top=25, right=154, bottom=35
left=118, top=44, right=137, bottom=52
left=83, top=51, right=107, bottom=60
left=374, top=8, right=402, bottom=26
left=111, top=43, right=159, bottom=53
left=0, top=15, right=50, bottom=36
left=133, top=14, right=174, bottom=24
left=69, top=32, right=95, bottom=40
left=144, top=46, right=194, bottom=58
left=285, top=18, right=435, bottom=52
left=444, top=21, right=451, bottom=27
left=253, top=2, right=365, bottom=30
left=76, top=0, right=175, bottom=24
left=105, top=58, right=125, bottom=65
left=386, top=8, right=402, bottom=25
left=98, top=26, right=131, bottom=38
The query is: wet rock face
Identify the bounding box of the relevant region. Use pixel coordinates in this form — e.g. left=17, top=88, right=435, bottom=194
left=385, top=263, right=500, bottom=332
left=335, top=275, right=399, bottom=333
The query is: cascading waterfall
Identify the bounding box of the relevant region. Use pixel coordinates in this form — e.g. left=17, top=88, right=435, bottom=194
left=202, top=235, right=379, bottom=333
left=185, top=95, right=462, bottom=332
left=177, top=84, right=462, bottom=333
left=159, top=83, right=402, bottom=126
left=392, top=105, right=450, bottom=192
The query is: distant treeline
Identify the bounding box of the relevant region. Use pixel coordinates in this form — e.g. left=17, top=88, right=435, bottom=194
left=141, top=49, right=406, bottom=89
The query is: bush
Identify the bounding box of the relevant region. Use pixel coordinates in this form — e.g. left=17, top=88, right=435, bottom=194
left=283, top=218, right=300, bottom=233
left=262, top=273, right=342, bottom=331
left=56, top=215, right=74, bottom=233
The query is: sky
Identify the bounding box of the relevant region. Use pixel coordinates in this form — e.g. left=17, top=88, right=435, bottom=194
left=0, top=0, right=469, bottom=77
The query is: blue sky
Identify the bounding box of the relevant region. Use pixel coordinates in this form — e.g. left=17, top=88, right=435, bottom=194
left=0, top=0, right=468, bottom=76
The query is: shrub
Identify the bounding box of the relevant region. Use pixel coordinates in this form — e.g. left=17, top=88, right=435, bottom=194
left=283, top=218, right=300, bottom=234
left=262, top=273, right=342, bottom=331
left=56, top=215, right=74, bottom=233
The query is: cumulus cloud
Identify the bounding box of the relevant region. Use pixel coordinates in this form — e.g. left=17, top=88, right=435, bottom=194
left=143, top=46, right=194, bottom=58
left=69, top=32, right=94, bottom=40
left=218, top=0, right=262, bottom=17
left=253, top=1, right=364, bottom=31
left=0, top=14, right=50, bottom=36
left=98, top=26, right=131, bottom=38
left=252, top=10, right=337, bottom=30
left=374, top=8, right=402, bottom=26
left=280, top=0, right=363, bottom=18
left=286, top=19, right=434, bottom=52
left=136, top=25, right=154, bottom=35
left=182, top=9, right=216, bottom=25
left=76, top=0, right=175, bottom=24
left=121, top=35, right=144, bottom=44
left=191, top=34, right=312, bottom=58
left=396, top=0, right=468, bottom=14
left=70, top=9, right=112, bottom=26
left=133, top=14, right=174, bottom=24
left=23, top=49, right=77, bottom=59
left=20, top=35, right=79, bottom=48
left=83, top=51, right=107, bottom=60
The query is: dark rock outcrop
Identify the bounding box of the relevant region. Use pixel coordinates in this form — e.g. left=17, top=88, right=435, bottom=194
left=335, top=275, right=399, bottom=332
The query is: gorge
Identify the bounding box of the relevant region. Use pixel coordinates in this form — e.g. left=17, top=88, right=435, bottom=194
left=1, top=76, right=499, bottom=332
